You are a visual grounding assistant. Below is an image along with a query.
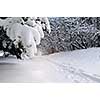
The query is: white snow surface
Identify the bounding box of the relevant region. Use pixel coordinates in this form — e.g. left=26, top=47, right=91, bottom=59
left=0, top=48, right=100, bottom=83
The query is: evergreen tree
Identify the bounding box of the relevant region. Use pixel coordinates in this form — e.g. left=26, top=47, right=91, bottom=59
left=0, top=17, right=51, bottom=59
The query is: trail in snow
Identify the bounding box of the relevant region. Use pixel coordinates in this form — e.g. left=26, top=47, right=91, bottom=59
left=46, top=48, right=100, bottom=83
left=0, top=56, right=71, bottom=82
left=45, top=58, right=100, bottom=83
left=0, top=48, right=100, bottom=83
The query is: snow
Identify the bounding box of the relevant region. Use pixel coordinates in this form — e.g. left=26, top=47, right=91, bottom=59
left=47, top=47, right=100, bottom=82
left=7, top=23, right=39, bottom=58
left=0, top=56, right=70, bottom=82
left=0, top=51, right=3, bottom=56
left=41, top=17, right=51, bottom=33
left=0, top=47, right=100, bottom=82
left=25, top=18, right=44, bottom=38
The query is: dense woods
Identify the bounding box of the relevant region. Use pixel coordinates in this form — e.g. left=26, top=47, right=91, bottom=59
left=39, top=17, right=100, bottom=54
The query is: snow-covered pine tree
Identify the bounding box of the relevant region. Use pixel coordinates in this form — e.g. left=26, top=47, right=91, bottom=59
left=0, top=17, right=51, bottom=59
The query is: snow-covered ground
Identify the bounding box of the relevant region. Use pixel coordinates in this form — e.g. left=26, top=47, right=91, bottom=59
left=0, top=56, right=70, bottom=82
left=0, top=47, right=100, bottom=83
left=47, top=47, right=100, bottom=83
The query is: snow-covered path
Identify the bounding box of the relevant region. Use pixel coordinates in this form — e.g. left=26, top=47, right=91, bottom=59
left=45, top=58, right=100, bottom=83
left=0, top=56, right=71, bottom=82
left=46, top=48, right=100, bottom=83
left=0, top=48, right=100, bottom=83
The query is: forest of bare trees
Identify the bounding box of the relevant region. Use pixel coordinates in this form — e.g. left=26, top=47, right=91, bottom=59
left=39, top=17, right=100, bottom=54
